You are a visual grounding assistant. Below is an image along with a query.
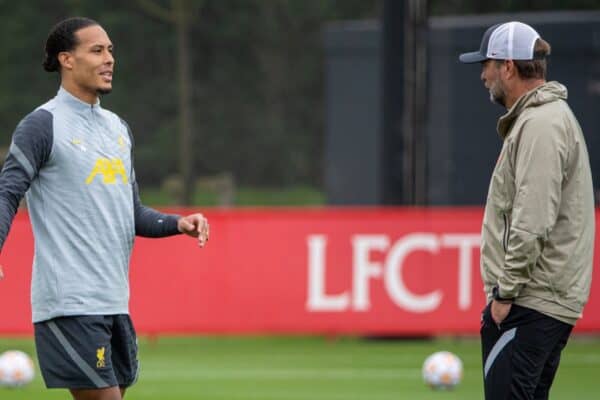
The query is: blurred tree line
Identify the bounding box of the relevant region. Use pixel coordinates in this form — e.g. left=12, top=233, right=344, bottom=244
left=0, top=0, right=597, bottom=198
left=0, top=0, right=380, bottom=194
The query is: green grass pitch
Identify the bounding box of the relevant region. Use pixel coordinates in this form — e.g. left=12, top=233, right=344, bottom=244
left=0, top=335, right=598, bottom=399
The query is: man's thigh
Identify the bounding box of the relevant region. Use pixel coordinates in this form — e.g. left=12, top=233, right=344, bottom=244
left=34, top=315, right=139, bottom=390
left=481, top=304, right=572, bottom=400
left=70, top=386, right=122, bottom=400
left=110, top=315, right=140, bottom=388
left=481, top=303, right=514, bottom=400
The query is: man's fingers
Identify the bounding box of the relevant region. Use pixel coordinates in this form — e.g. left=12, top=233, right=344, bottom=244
left=197, top=218, right=210, bottom=247
left=182, top=220, right=196, bottom=231
left=0, top=265, right=4, bottom=280
left=180, top=214, right=209, bottom=245
left=197, top=217, right=209, bottom=235
left=198, top=233, right=207, bottom=247
left=197, top=217, right=205, bottom=234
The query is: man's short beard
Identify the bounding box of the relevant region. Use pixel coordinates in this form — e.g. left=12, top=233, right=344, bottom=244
left=96, top=88, right=112, bottom=96
left=489, top=83, right=506, bottom=108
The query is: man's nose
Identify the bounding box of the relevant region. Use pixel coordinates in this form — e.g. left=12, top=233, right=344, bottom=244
left=105, top=51, right=114, bottom=65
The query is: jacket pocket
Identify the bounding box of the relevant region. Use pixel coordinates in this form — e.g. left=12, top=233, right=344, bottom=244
left=502, top=213, right=510, bottom=253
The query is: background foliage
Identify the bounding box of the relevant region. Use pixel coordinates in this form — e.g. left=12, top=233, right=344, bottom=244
left=0, top=0, right=597, bottom=193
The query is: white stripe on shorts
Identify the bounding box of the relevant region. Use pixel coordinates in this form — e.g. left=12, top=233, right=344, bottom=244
left=484, top=327, right=517, bottom=378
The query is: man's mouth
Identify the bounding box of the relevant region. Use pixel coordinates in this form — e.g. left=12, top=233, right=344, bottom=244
left=99, top=71, right=113, bottom=82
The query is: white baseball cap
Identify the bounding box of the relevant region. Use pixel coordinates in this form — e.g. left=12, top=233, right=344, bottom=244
left=459, top=21, right=542, bottom=64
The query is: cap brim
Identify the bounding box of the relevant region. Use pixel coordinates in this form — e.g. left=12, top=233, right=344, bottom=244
left=459, top=51, right=487, bottom=64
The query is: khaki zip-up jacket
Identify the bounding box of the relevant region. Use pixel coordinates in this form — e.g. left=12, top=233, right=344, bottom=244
left=480, top=81, right=594, bottom=325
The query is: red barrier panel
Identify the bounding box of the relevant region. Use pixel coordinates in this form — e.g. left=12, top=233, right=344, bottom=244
left=1, top=208, right=599, bottom=335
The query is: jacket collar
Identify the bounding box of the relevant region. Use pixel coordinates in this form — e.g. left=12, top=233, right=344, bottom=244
left=56, top=86, right=101, bottom=112
left=497, top=81, right=568, bottom=139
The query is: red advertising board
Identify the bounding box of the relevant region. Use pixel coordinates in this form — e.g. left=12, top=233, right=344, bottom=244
left=1, top=208, right=599, bottom=335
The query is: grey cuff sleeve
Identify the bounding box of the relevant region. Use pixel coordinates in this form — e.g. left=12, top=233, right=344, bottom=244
left=0, top=109, right=53, bottom=251
left=132, top=181, right=181, bottom=237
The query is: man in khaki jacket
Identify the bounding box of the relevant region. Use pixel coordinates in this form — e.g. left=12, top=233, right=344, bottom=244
left=460, top=21, right=594, bottom=400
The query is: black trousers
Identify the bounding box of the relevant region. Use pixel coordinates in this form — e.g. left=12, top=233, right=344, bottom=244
left=481, top=303, right=573, bottom=400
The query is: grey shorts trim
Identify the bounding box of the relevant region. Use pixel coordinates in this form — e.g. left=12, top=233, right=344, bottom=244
left=46, top=321, right=109, bottom=387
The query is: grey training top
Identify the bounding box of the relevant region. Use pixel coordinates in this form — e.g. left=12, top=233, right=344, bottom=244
left=0, top=87, right=180, bottom=322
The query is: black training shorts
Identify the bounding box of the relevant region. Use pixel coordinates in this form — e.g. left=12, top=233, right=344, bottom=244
left=34, top=315, right=139, bottom=389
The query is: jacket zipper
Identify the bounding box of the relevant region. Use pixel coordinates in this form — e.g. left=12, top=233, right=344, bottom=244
left=91, top=106, right=109, bottom=150
left=502, top=213, right=510, bottom=252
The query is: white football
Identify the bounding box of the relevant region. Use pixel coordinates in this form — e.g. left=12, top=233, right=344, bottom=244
left=0, top=350, right=35, bottom=387
left=422, top=351, right=463, bottom=390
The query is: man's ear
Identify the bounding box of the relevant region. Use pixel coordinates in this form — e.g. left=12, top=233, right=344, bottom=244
left=503, top=60, right=517, bottom=79
left=57, top=52, right=73, bottom=71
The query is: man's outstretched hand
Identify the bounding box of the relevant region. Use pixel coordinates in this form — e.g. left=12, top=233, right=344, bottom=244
left=177, top=213, right=210, bottom=247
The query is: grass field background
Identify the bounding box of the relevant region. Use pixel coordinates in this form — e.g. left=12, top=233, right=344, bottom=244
left=0, top=335, right=598, bottom=399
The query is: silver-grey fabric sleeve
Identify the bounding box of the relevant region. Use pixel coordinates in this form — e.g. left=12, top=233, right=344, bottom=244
left=0, top=109, right=53, bottom=251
